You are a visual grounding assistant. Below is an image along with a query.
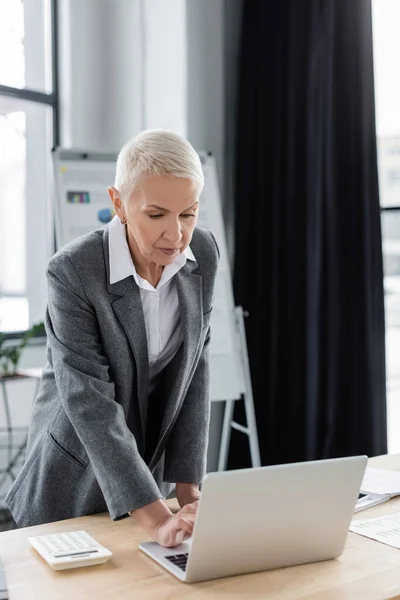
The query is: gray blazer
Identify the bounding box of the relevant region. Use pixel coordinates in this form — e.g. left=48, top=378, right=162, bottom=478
left=6, top=225, right=219, bottom=527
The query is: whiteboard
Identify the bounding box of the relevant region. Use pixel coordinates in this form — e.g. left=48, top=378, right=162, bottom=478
left=53, top=149, right=245, bottom=402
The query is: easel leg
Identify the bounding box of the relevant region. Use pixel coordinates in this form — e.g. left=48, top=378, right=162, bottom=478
left=218, top=400, right=235, bottom=471
left=235, top=306, right=261, bottom=468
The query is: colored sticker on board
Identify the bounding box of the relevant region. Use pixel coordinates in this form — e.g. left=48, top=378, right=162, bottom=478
left=67, top=191, right=90, bottom=204
left=98, top=208, right=115, bottom=223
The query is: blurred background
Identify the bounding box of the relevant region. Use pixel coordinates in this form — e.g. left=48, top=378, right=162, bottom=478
left=0, top=0, right=399, bottom=527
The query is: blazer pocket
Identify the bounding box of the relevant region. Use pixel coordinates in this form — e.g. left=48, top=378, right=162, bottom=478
left=48, top=430, right=88, bottom=470
left=202, top=307, right=213, bottom=329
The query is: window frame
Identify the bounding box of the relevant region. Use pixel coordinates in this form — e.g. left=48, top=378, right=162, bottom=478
left=0, top=0, right=59, bottom=339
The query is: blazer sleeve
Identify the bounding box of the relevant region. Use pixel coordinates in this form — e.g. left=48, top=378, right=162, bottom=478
left=46, top=253, right=162, bottom=519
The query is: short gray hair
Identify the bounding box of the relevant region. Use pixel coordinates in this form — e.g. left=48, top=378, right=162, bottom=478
left=114, top=129, right=204, bottom=200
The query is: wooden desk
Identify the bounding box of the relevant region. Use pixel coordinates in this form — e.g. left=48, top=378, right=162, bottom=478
left=2, top=455, right=400, bottom=599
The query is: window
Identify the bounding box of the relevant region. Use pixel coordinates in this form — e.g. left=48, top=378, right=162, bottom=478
left=387, top=170, right=400, bottom=187
left=0, top=0, right=57, bottom=333
left=0, top=0, right=52, bottom=92
left=373, top=0, right=400, bottom=452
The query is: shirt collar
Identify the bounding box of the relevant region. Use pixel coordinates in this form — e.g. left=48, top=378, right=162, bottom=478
left=108, top=215, right=195, bottom=287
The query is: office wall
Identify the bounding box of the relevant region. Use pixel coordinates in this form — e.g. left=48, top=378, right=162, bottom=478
left=58, top=0, right=187, bottom=149
left=186, top=0, right=225, bottom=193
left=58, top=0, right=142, bottom=151
left=141, top=0, right=187, bottom=135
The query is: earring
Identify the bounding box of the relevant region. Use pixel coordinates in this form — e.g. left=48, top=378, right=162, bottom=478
left=120, top=218, right=127, bottom=225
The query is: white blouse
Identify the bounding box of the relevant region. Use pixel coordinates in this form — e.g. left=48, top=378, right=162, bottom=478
left=108, top=216, right=195, bottom=392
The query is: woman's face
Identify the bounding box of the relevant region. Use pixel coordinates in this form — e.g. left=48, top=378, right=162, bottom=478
left=111, top=174, right=200, bottom=266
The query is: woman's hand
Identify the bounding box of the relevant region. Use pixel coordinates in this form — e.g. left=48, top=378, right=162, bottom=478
left=133, top=498, right=199, bottom=548
left=176, top=482, right=201, bottom=508
left=154, top=501, right=199, bottom=547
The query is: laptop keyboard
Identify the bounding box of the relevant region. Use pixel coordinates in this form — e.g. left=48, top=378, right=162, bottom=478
left=165, top=553, right=189, bottom=571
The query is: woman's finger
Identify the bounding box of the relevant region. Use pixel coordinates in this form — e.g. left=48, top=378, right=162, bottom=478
left=181, top=502, right=198, bottom=515
left=176, top=516, right=195, bottom=535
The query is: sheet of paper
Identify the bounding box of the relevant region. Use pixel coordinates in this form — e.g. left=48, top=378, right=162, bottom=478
left=350, top=513, right=400, bottom=549
left=360, top=467, right=400, bottom=495
left=354, top=492, right=389, bottom=512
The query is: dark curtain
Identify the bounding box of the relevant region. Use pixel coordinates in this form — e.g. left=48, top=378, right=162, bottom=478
left=231, top=0, right=386, bottom=468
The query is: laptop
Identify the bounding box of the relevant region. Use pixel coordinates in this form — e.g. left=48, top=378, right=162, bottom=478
left=139, top=455, right=367, bottom=583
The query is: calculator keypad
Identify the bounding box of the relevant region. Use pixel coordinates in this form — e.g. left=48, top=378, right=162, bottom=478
left=28, top=530, right=112, bottom=570
left=32, top=532, right=100, bottom=556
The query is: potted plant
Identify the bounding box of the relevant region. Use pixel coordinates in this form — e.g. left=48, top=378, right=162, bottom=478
left=0, top=322, right=45, bottom=378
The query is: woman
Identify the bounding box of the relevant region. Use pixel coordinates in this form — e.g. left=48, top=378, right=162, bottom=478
left=6, top=130, right=219, bottom=548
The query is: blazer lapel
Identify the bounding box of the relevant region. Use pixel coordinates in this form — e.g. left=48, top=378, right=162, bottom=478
left=103, top=228, right=149, bottom=439
left=103, top=226, right=203, bottom=464
left=156, top=261, right=203, bottom=446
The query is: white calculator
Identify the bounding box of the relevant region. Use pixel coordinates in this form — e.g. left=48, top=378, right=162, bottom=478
left=28, top=531, right=112, bottom=571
